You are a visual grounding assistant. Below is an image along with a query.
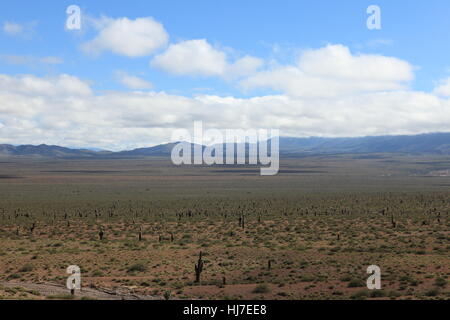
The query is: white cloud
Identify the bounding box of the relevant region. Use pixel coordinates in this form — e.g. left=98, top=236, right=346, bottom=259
left=2, top=21, right=37, bottom=38
left=0, top=74, right=92, bottom=97
left=225, top=55, right=264, bottom=80
left=82, top=17, right=169, bottom=57
left=151, top=39, right=227, bottom=76
left=240, top=44, right=414, bottom=98
left=116, top=72, right=153, bottom=90
left=151, top=39, right=263, bottom=79
left=40, top=56, right=64, bottom=65
left=1, top=55, right=29, bottom=65
left=434, top=77, right=450, bottom=97
left=3, top=22, right=23, bottom=35
left=1, top=55, right=63, bottom=65
left=1, top=70, right=450, bottom=150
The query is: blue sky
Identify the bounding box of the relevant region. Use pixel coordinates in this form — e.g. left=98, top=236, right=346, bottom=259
left=2, top=0, right=450, bottom=95
left=1, top=0, right=450, bottom=149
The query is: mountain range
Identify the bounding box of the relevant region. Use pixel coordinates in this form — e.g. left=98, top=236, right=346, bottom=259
left=1, top=132, right=450, bottom=158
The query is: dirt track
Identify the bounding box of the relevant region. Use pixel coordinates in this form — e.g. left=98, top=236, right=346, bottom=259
left=1, top=281, right=160, bottom=300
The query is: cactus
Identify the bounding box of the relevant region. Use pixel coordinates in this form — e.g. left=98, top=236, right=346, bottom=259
left=163, top=290, right=171, bottom=300
left=391, top=214, right=396, bottom=228
left=30, top=222, right=36, bottom=234
left=194, top=251, right=204, bottom=283
left=238, top=214, right=245, bottom=229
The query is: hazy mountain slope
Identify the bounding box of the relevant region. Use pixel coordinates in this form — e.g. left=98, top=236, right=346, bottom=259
left=278, top=133, right=450, bottom=155
left=0, top=144, right=106, bottom=158
left=1, top=132, right=449, bottom=158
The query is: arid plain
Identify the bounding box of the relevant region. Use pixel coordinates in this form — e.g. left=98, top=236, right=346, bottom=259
left=0, top=154, right=448, bottom=300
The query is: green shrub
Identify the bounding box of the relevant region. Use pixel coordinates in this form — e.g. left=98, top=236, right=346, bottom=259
left=347, top=279, right=365, bottom=288
left=350, top=290, right=369, bottom=300
left=434, top=277, right=447, bottom=288
left=127, top=263, right=147, bottom=273
left=370, top=290, right=386, bottom=298
left=19, top=264, right=34, bottom=273
left=252, top=284, right=270, bottom=294
left=424, top=288, right=439, bottom=297
left=92, top=270, right=104, bottom=277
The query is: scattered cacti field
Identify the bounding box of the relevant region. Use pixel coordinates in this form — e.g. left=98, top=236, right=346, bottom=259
left=0, top=156, right=448, bottom=300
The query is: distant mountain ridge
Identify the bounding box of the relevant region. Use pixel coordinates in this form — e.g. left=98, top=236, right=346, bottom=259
left=1, top=132, right=450, bottom=158
left=277, top=133, right=450, bottom=155
left=0, top=144, right=105, bottom=158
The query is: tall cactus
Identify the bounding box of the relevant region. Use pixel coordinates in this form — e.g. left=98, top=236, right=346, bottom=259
left=30, top=222, right=36, bottom=234
left=195, top=251, right=204, bottom=283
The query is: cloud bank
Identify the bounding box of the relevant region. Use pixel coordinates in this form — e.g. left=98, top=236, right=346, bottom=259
left=0, top=60, right=449, bottom=150
left=1, top=39, right=450, bottom=150
left=240, top=44, right=414, bottom=98
left=82, top=17, right=169, bottom=57
left=151, top=39, right=263, bottom=79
